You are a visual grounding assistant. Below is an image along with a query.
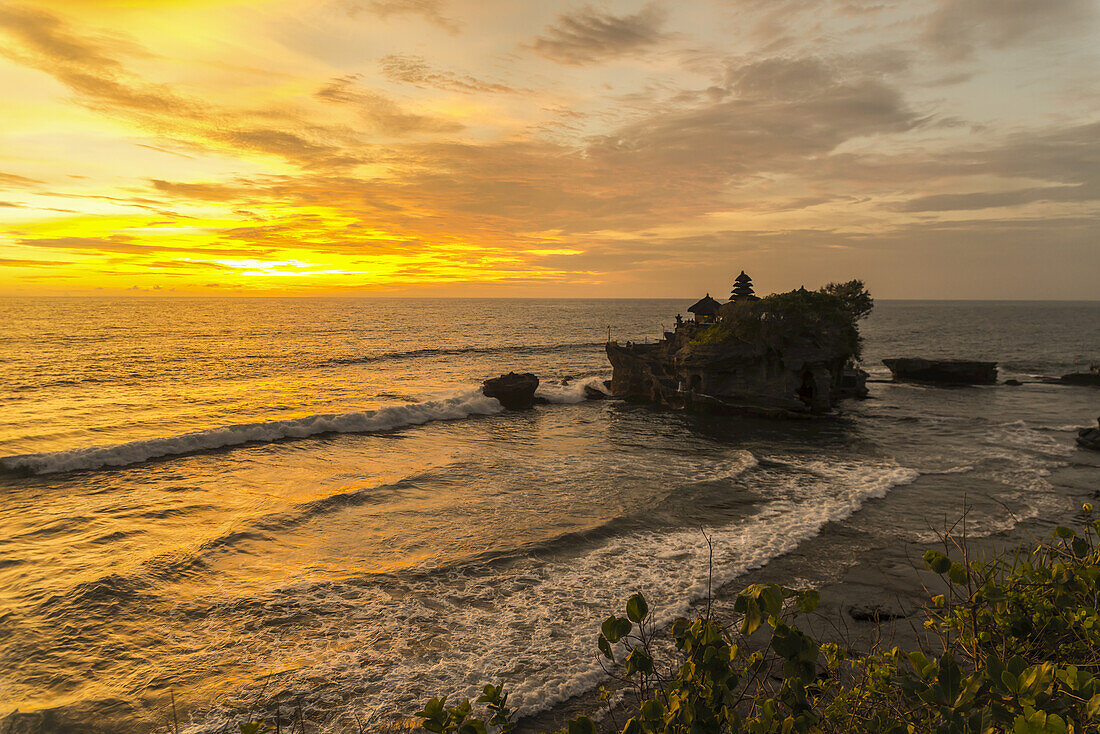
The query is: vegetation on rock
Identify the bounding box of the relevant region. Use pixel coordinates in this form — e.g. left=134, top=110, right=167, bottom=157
left=699, top=280, right=871, bottom=360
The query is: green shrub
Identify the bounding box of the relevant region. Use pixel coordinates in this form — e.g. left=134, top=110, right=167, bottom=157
left=696, top=283, right=868, bottom=360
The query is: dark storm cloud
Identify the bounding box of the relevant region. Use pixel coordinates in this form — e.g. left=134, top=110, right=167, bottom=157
left=924, top=0, right=1098, bottom=60
left=532, top=5, right=668, bottom=65
left=379, top=54, right=519, bottom=94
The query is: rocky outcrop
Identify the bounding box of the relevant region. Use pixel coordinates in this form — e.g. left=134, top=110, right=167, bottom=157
left=882, top=358, right=997, bottom=385
left=583, top=384, right=608, bottom=400
left=1061, top=373, right=1100, bottom=387
left=838, top=366, right=869, bottom=399
left=1078, top=418, right=1100, bottom=451
left=482, top=372, right=539, bottom=410
left=606, top=290, right=865, bottom=416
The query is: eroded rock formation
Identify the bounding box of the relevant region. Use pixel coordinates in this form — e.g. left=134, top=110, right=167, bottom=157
left=606, top=286, right=868, bottom=417
left=1078, top=418, right=1100, bottom=451
left=482, top=372, right=539, bottom=410
left=882, top=358, right=997, bottom=385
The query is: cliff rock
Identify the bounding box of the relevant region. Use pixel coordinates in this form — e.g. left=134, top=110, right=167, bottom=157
left=883, top=358, right=997, bottom=385
left=606, top=288, right=866, bottom=416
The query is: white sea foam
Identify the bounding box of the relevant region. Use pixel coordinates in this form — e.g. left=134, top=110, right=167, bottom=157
left=535, top=375, right=610, bottom=404
left=180, top=457, right=916, bottom=733
left=1, top=391, right=504, bottom=475
left=926, top=465, right=976, bottom=475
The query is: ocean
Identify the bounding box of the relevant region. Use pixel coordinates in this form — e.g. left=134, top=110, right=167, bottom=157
left=1, top=298, right=1098, bottom=733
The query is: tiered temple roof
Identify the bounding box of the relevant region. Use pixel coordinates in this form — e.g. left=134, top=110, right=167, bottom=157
left=730, top=271, right=760, bottom=302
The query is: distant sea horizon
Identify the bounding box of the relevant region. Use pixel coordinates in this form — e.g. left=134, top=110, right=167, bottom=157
left=3, top=294, right=1099, bottom=301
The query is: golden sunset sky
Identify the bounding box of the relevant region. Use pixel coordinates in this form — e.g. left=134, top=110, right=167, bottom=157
left=1, top=0, right=1098, bottom=297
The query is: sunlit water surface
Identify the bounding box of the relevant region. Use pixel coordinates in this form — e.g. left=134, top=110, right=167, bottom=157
left=1, top=298, right=1097, bottom=732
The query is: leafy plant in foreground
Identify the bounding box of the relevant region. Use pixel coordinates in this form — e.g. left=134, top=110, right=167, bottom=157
left=419, top=507, right=1100, bottom=734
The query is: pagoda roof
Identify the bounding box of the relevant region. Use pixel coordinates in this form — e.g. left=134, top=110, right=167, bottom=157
left=688, top=294, right=722, bottom=314
left=734, top=270, right=753, bottom=284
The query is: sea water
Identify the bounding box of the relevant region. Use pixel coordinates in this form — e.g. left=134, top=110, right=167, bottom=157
left=1, top=298, right=1097, bottom=732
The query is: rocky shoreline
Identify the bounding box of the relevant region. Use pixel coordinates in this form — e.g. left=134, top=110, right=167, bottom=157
left=519, top=456, right=1100, bottom=733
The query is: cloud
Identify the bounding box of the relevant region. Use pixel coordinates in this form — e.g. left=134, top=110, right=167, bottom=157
left=316, top=75, right=463, bottom=135
left=149, top=179, right=252, bottom=202
left=924, top=0, right=1097, bottom=60
left=0, top=171, right=44, bottom=190
left=0, top=4, right=196, bottom=116
left=0, top=5, right=122, bottom=69
left=343, top=0, right=460, bottom=33
left=379, top=54, right=518, bottom=94
left=0, top=257, right=73, bottom=267
left=15, top=235, right=268, bottom=258
left=0, top=6, right=367, bottom=170
left=897, top=186, right=1094, bottom=212
left=532, top=5, right=668, bottom=65
left=883, top=120, right=1100, bottom=212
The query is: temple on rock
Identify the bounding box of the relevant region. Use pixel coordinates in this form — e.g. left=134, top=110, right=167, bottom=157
left=687, top=294, right=722, bottom=323
left=606, top=272, right=870, bottom=417
left=730, top=271, right=760, bottom=302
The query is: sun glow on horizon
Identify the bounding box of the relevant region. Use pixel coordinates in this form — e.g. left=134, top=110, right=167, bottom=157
left=1, top=0, right=1098, bottom=298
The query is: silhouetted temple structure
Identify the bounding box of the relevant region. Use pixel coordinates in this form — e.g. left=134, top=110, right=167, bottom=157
left=687, top=294, right=722, bottom=323
left=606, top=270, right=868, bottom=416
left=730, top=271, right=760, bottom=302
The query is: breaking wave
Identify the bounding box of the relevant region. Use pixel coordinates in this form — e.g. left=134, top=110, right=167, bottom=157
left=322, top=342, right=605, bottom=367
left=1, top=392, right=505, bottom=475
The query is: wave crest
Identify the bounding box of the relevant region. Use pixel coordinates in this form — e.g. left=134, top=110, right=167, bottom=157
left=1, top=392, right=504, bottom=475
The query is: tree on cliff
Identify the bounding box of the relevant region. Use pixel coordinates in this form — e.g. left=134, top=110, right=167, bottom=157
left=819, top=280, right=873, bottom=320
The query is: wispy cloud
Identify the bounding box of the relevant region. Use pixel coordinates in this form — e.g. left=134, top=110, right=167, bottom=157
left=0, top=171, right=45, bottom=190
left=379, top=54, right=518, bottom=94
left=532, top=5, right=668, bottom=65
left=342, top=0, right=460, bottom=33
left=315, top=75, right=463, bottom=135
left=924, top=0, right=1098, bottom=60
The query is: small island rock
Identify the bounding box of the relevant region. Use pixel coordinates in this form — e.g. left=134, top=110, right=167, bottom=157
left=1061, top=372, right=1100, bottom=387
left=482, top=372, right=540, bottom=410
left=1078, top=417, right=1100, bottom=452
left=883, top=358, right=997, bottom=385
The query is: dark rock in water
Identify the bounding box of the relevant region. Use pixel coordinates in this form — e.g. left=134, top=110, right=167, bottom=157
left=882, top=358, right=997, bottom=385
left=1004, top=378, right=1023, bottom=386
left=1061, top=372, right=1100, bottom=387
left=606, top=287, right=867, bottom=416
left=838, top=366, right=869, bottom=399
left=482, top=372, right=539, bottom=410
left=1078, top=417, right=1100, bottom=451
left=584, top=384, right=607, bottom=400
left=848, top=603, right=910, bottom=622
